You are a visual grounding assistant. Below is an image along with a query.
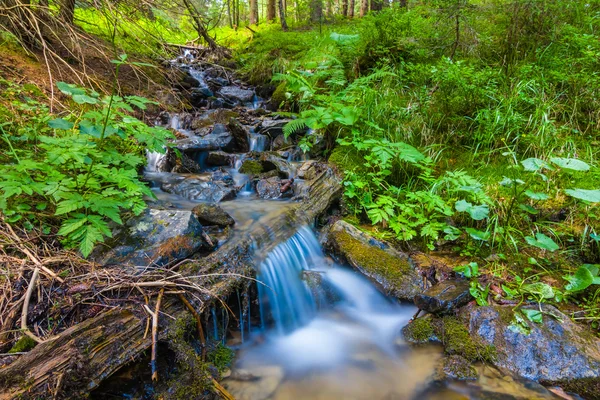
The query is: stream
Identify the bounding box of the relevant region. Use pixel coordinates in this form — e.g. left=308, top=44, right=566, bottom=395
left=95, top=52, right=566, bottom=400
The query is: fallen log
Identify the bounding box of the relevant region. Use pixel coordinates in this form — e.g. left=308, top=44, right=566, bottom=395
left=0, top=168, right=341, bottom=399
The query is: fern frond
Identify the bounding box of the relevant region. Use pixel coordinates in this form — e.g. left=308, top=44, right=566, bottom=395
left=283, top=119, right=308, bottom=138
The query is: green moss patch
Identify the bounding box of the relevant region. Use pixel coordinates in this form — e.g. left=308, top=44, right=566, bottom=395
left=331, top=229, right=412, bottom=288
left=239, top=160, right=264, bottom=175
left=8, top=335, right=36, bottom=353
left=439, top=317, right=496, bottom=363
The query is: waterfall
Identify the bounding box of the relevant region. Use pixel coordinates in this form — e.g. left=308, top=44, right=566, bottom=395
left=145, top=150, right=166, bottom=173
left=257, top=227, right=322, bottom=334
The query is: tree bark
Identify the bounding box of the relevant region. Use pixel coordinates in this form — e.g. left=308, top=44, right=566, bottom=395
left=342, top=0, right=348, bottom=17
left=349, top=0, right=355, bottom=17
left=278, top=0, right=288, bottom=30
left=0, top=170, right=342, bottom=399
left=250, top=0, right=259, bottom=25
left=267, top=0, right=276, bottom=21
left=359, top=0, right=368, bottom=16
left=227, top=0, right=233, bottom=28
left=370, top=0, right=382, bottom=12
left=310, top=0, right=322, bottom=23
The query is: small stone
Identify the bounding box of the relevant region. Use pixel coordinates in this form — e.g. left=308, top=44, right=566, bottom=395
left=192, top=203, right=235, bottom=227
left=414, top=279, right=472, bottom=315
left=256, top=177, right=282, bottom=199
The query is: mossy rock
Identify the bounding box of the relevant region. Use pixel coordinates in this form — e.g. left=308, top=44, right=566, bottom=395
left=464, top=304, right=600, bottom=398
left=239, top=160, right=264, bottom=175
left=271, top=81, right=288, bottom=108
left=326, top=220, right=422, bottom=300
left=402, top=315, right=439, bottom=344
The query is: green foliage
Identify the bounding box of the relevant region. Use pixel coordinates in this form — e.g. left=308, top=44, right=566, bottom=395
left=0, top=76, right=172, bottom=256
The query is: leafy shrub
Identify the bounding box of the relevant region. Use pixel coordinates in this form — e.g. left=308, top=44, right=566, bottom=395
left=0, top=75, right=172, bottom=256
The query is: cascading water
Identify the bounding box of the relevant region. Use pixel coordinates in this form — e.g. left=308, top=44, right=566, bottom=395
left=225, top=227, right=440, bottom=399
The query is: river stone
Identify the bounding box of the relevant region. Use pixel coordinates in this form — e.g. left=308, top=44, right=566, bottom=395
left=466, top=304, right=600, bottom=398
left=271, top=133, right=291, bottom=151
left=175, top=132, right=233, bottom=152
left=256, top=177, right=283, bottom=199
left=192, top=203, right=235, bottom=227
left=93, top=209, right=209, bottom=268
left=161, top=178, right=236, bottom=203
left=414, top=279, right=472, bottom=316
left=326, top=220, right=422, bottom=301
left=297, top=160, right=322, bottom=181
left=224, top=118, right=250, bottom=153
left=258, top=118, right=293, bottom=138
left=260, top=153, right=293, bottom=178
left=171, top=153, right=201, bottom=173
left=219, top=86, right=255, bottom=103
left=206, top=151, right=234, bottom=167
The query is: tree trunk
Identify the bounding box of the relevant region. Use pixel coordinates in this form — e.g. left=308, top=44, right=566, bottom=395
left=326, top=0, right=333, bottom=19
left=310, top=0, right=322, bottom=23
left=227, top=0, right=233, bottom=28
left=349, top=0, right=355, bottom=17
left=59, top=0, right=75, bottom=24
left=359, top=0, right=368, bottom=16
left=342, top=0, right=348, bottom=17
left=267, top=0, right=276, bottom=21
left=278, top=0, right=288, bottom=30
left=0, top=170, right=342, bottom=399
left=182, top=0, right=220, bottom=50
left=370, top=0, right=382, bottom=11
left=250, top=0, right=259, bottom=25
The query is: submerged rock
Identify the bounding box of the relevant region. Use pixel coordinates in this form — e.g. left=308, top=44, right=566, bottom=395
left=224, top=365, right=284, bottom=400
left=439, top=355, right=478, bottom=380
left=414, top=279, right=472, bottom=316
left=192, top=203, right=235, bottom=227
left=326, top=220, right=422, bottom=300
left=94, top=209, right=210, bottom=268
left=175, top=132, right=233, bottom=152
left=466, top=304, right=600, bottom=397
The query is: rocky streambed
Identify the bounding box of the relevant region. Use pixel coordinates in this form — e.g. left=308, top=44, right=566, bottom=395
left=2, top=51, right=598, bottom=400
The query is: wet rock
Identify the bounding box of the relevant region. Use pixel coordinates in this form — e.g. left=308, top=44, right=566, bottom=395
left=466, top=304, right=600, bottom=398
left=206, top=151, right=234, bottom=167
left=258, top=118, right=292, bottom=138
left=256, top=177, right=283, bottom=199
left=175, top=132, right=232, bottom=152
left=414, top=279, right=472, bottom=316
left=171, top=153, right=201, bottom=173
left=211, top=169, right=234, bottom=185
left=326, top=220, right=423, bottom=301
left=219, top=86, right=255, bottom=104
left=93, top=209, right=210, bottom=268
left=439, top=355, right=478, bottom=380
left=176, top=73, right=200, bottom=90
left=239, top=160, right=263, bottom=175
left=260, top=153, right=293, bottom=178
left=190, top=109, right=239, bottom=130
left=224, top=365, right=284, bottom=400
left=161, top=177, right=236, bottom=203
left=191, top=203, right=235, bottom=227
left=271, top=134, right=292, bottom=151
left=224, top=118, right=250, bottom=153
left=401, top=315, right=440, bottom=344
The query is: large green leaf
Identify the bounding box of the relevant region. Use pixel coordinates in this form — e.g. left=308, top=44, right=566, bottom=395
left=521, top=308, right=543, bottom=324
left=525, top=233, right=559, bottom=252
left=523, top=282, right=554, bottom=299
left=550, top=157, right=590, bottom=171
left=521, top=158, right=551, bottom=172
left=465, top=227, right=490, bottom=241
left=48, top=118, right=74, bottom=130
left=565, top=189, right=600, bottom=203
left=524, top=190, right=549, bottom=201
left=455, top=200, right=489, bottom=220
left=564, top=265, right=595, bottom=292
